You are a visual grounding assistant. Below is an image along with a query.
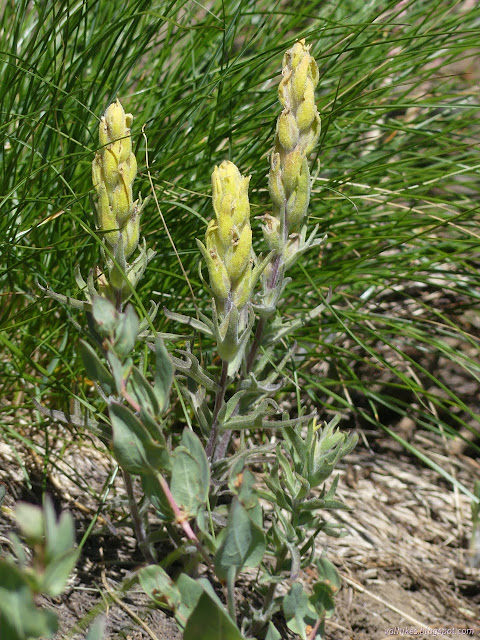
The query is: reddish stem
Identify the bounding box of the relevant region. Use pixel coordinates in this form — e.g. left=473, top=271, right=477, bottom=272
left=156, top=472, right=214, bottom=572
left=308, top=618, right=322, bottom=640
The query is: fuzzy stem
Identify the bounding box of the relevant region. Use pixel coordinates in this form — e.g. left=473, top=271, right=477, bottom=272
left=226, top=567, right=237, bottom=622
left=156, top=472, right=214, bottom=572
left=245, top=317, right=265, bottom=375
left=245, top=252, right=283, bottom=373
left=251, top=546, right=287, bottom=636
left=205, top=359, right=229, bottom=461
left=121, top=380, right=141, bottom=412
left=122, top=469, right=156, bottom=564
left=115, top=289, right=123, bottom=313
left=216, top=252, right=285, bottom=462
left=115, top=279, right=156, bottom=563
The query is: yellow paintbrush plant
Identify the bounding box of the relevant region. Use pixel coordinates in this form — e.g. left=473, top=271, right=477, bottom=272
left=42, top=99, right=153, bottom=312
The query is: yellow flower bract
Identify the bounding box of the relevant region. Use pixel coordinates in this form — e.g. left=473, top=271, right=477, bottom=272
left=201, top=160, right=253, bottom=311
left=92, top=99, right=139, bottom=260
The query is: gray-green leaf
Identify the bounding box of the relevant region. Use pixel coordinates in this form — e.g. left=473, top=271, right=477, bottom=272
left=110, top=402, right=168, bottom=475
left=265, top=622, right=282, bottom=640
left=130, top=366, right=160, bottom=418
left=183, top=592, right=246, bottom=640
left=153, top=335, right=173, bottom=412
left=170, top=429, right=209, bottom=517
left=0, top=561, right=58, bottom=639
left=85, top=616, right=106, bottom=640
left=80, top=340, right=114, bottom=395
left=114, top=304, right=139, bottom=357
left=92, top=296, right=117, bottom=337
left=214, top=498, right=265, bottom=580
left=283, top=583, right=317, bottom=640
left=138, top=565, right=181, bottom=610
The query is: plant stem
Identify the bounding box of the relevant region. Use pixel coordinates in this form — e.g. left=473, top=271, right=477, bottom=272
left=115, top=288, right=156, bottom=562
left=251, top=546, right=287, bottom=637
left=245, top=317, right=265, bottom=374
left=308, top=618, right=322, bottom=640
left=211, top=251, right=284, bottom=462
left=262, top=546, right=286, bottom=611
left=245, top=252, right=283, bottom=373
left=115, top=289, right=123, bottom=313
left=121, top=380, right=141, bottom=412
left=122, top=469, right=156, bottom=564
left=205, top=359, right=228, bottom=461
left=215, top=253, right=285, bottom=461
left=226, top=567, right=237, bottom=622
left=156, top=472, right=214, bottom=572
left=113, top=287, right=156, bottom=561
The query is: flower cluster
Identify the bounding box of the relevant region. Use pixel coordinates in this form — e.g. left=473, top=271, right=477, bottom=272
left=92, top=100, right=141, bottom=291
left=265, top=39, right=321, bottom=254
left=198, top=161, right=253, bottom=312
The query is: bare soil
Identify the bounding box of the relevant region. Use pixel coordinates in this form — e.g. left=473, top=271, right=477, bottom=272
left=323, top=432, right=480, bottom=639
